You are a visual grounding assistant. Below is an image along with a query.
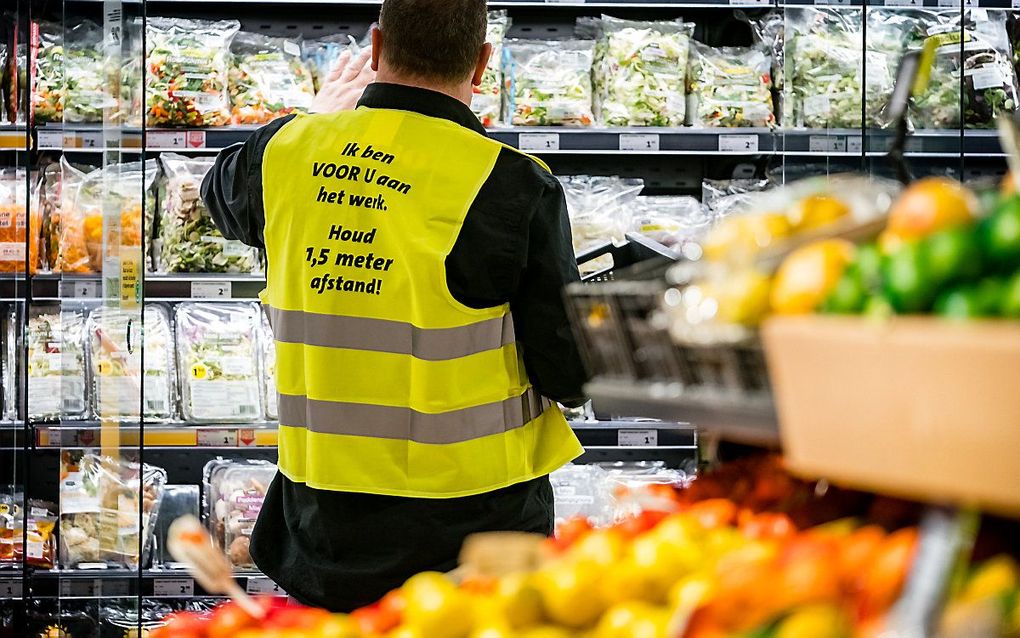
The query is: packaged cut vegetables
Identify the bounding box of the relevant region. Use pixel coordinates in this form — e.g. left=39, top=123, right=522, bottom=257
left=595, top=17, right=693, bottom=127
left=259, top=311, right=278, bottom=421
left=86, top=306, right=176, bottom=421
left=31, top=22, right=63, bottom=123
left=629, top=195, right=712, bottom=249
left=228, top=32, right=314, bottom=125
left=472, top=11, right=509, bottom=127
left=559, top=175, right=643, bottom=272
left=60, top=452, right=166, bottom=568
left=52, top=158, right=98, bottom=274
left=0, top=493, right=57, bottom=569
left=146, top=18, right=239, bottom=127
left=203, top=459, right=276, bottom=570
left=504, top=39, right=595, bottom=126
left=62, top=21, right=117, bottom=123
left=687, top=41, right=775, bottom=128
left=301, top=34, right=362, bottom=92
left=175, top=302, right=263, bottom=423
left=26, top=307, right=88, bottom=421
left=159, top=153, right=260, bottom=273
left=0, top=168, right=41, bottom=273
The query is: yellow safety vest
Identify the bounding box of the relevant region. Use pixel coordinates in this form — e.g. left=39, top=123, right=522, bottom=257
left=261, top=107, right=583, bottom=498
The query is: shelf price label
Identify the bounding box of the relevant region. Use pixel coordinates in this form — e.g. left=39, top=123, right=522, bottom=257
left=197, top=428, right=239, bottom=447
left=730, top=0, right=771, bottom=5
left=148, top=130, right=188, bottom=149
left=246, top=577, right=285, bottom=596
left=618, top=429, right=658, bottom=447
left=37, top=129, right=62, bottom=149
left=191, top=281, right=232, bottom=299
left=58, top=279, right=100, bottom=299
left=619, top=134, right=660, bottom=152
left=884, top=0, right=922, bottom=6
left=153, top=578, right=195, bottom=597
left=718, top=134, right=759, bottom=154
left=0, top=579, right=23, bottom=599
left=518, top=133, right=560, bottom=152
left=60, top=579, right=103, bottom=598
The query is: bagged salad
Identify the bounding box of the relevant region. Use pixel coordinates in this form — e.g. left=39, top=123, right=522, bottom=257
left=159, top=153, right=260, bottom=273
left=301, top=33, right=364, bottom=92
left=559, top=175, right=643, bottom=271
left=175, top=302, right=263, bottom=423
left=146, top=18, right=239, bottom=127
left=687, top=42, right=775, bottom=128
left=504, top=39, right=595, bottom=126
left=203, top=459, right=276, bottom=570
left=472, top=11, right=509, bottom=127
left=26, top=307, right=88, bottom=421
left=702, top=178, right=770, bottom=218
left=86, top=306, right=176, bottom=422
left=0, top=168, right=41, bottom=273
left=62, top=20, right=117, bottom=123
left=595, top=17, right=693, bottom=127
left=229, top=32, right=314, bottom=125
left=60, top=451, right=166, bottom=568
left=52, top=157, right=98, bottom=274
left=31, top=22, right=63, bottom=123
left=259, top=311, right=278, bottom=421
left=629, top=195, right=712, bottom=249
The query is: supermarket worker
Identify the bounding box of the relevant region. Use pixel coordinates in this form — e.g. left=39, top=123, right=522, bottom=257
left=202, top=0, right=588, bottom=612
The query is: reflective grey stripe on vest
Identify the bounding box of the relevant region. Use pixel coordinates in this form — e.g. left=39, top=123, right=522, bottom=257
left=278, top=388, right=550, bottom=445
left=266, top=306, right=515, bottom=361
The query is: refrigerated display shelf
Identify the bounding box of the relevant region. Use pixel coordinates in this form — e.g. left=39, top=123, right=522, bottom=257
left=0, top=273, right=267, bottom=301
left=0, top=573, right=25, bottom=601
left=22, top=569, right=282, bottom=599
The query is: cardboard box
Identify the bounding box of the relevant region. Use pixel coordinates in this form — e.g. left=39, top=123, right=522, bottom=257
left=763, top=316, right=1020, bottom=516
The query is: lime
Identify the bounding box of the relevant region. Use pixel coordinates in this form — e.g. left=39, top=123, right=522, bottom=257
left=1002, top=271, right=1020, bottom=318
left=822, top=266, right=866, bottom=314
left=856, top=243, right=883, bottom=292
left=975, top=277, right=1006, bottom=316
left=923, top=225, right=982, bottom=288
left=882, top=242, right=936, bottom=314
left=935, top=287, right=983, bottom=319
left=981, top=196, right=1020, bottom=268
left=863, top=295, right=894, bottom=319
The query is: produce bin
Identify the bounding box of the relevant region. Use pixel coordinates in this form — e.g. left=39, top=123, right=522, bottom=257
left=763, top=315, right=1020, bottom=516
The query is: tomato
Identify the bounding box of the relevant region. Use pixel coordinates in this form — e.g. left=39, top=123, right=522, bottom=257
left=264, top=606, right=332, bottom=629
left=351, top=602, right=401, bottom=636
left=740, top=512, right=796, bottom=540
left=376, top=589, right=407, bottom=629
left=616, top=510, right=668, bottom=539
left=152, top=612, right=208, bottom=638
left=685, top=499, right=738, bottom=530
left=836, top=526, right=885, bottom=594
left=552, top=516, right=594, bottom=550
left=207, top=603, right=258, bottom=638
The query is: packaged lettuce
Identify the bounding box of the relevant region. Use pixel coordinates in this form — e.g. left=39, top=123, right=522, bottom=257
left=595, top=17, right=693, bottom=127
left=32, top=22, right=63, bottom=123
left=687, top=42, right=775, bottom=128
left=229, top=32, right=314, bottom=125
left=26, top=307, right=87, bottom=421
left=472, top=10, right=509, bottom=127
left=86, top=306, right=176, bottom=422
left=629, top=196, right=712, bottom=249
left=175, top=303, right=263, bottom=423
left=159, top=153, right=260, bottom=273
left=63, top=21, right=117, bottom=123
left=259, top=311, right=278, bottom=421
left=559, top=175, right=643, bottom=272
left=504, top=39, right=595, bottom=126
left=146, top=18, right=239, bottom=127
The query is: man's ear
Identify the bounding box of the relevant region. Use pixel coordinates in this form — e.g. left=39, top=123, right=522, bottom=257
left=471, top=43, right=493, bottom=87
left=371, top=27, right=382, bottom=72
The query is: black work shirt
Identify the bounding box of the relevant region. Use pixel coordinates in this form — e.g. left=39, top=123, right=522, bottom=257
left=201, top=83, right=587, bottom=611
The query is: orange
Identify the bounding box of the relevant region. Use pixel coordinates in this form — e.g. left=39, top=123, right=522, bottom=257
left=857, top=527, right=918, bottom=620
left=881, top=177, right=977, bottom=251
left=835, top=526, right=885, bottom=594
left=770, top=239, right=856, bottom=314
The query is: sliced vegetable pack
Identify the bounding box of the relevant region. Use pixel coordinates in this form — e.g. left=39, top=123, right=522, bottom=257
left=229, top=31, right=315, bottom=125
left=26, top=307, right=88, bottom=421
left=504, top=39, right=596, bottom=126
left=472, top=10, right=510, bottom=127
left=687, top=41, right=775, bottom=128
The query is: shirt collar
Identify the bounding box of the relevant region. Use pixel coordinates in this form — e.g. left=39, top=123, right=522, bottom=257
left=357, top=82, right=486, bottom=135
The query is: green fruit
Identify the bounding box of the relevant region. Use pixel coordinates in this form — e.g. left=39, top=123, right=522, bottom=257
left=863, top=294, right=894, bottom=319
left=935, top=287, right=983, bottom=319
left=882, top=242, right=936, bottom=314
left=856, top=243, right=883, bottom=292
left=822, top=266, right=866, bottom=314
left=1002, top=271, right=1020, bottom=318
left=981, top=197, right=1020, bottom=268
left=975, top=277, right=1006, bottom=316
left=923, top=225, right=982, bottom=288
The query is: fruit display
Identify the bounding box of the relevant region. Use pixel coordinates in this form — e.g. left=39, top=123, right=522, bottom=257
left=503, top=39, right=596, bottom=127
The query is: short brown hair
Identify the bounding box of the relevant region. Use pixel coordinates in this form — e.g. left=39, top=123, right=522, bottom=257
left=379, top=0, right=487, bottom=83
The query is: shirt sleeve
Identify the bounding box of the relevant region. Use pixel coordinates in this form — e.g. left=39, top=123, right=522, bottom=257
left=201, top=115, right=295, bottom=249
left=511, top=174, right=589, bottom=408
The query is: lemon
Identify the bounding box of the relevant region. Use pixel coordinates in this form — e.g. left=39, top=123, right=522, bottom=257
left=962, top=556, right=1020, bottom=603
left=534, top=559, right=607, bottom=629
left=402, top=572, right=474, bottom=638
left=792, top=194, right=850, bottom=232
left=493, top=573, right=545, bottom=630
left=774, top=605, right=851, bottom=638
left=771, top=239, right=856, bottom=315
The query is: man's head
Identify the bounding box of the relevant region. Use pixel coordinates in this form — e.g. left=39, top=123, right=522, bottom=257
left=372, top=0, right=491, bottom=103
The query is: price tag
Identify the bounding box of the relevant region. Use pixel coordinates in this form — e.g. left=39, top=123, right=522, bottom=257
left=1013, top=0, right=1020, bottom=8
left=718, top=134, right=759, bottom=153
left=729, top=0, right=771, bottom=5
left=246, top=577, right=285, bottom=596
left=885, top=0, right=921, bottom=6
left=847, top=136, right=863, bottom=153
left=814, top=0, right=851, bottom=5
left=518, top=133, right=560, bottom=152
left=186, top=131, right=207, bottom=149
left=58, top=279, right=100, bottom=298
left=618, top=429, right=658, bottom=447
left=148, top=130, right=188, bottom=149
left=75, top=131, right=103, bottom=149
left=809, top=135, right=848, bottom=153
left=103, top=579, right=131, bottom=597
left=239, top=428, right=257, bottom=447
left=619, top=134, right=660, bottom=152
left=37, top=129, right=63, bottom=149
left=60, top=579, right=102, bottom=598
left=191, top=281, right=232, bottom=299
left=197, top=429, right=239, bottom=447
left=0, top=579, right=23, bottom=599
left=153, top=578, right=195, bottom=597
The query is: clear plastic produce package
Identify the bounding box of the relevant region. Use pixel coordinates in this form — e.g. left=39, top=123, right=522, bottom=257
left=203, top=458, right=276, bottom=570
left=0, top=168, right=41, bottom=273
left=51, top=158, right=98, bottom=274
left=86, top=306, right=176, bottom=422
left=702, top=178, right=771, bottom=218
left=62, top=20, right=117, bottom=123
left=301, top=34, right=364, bottom=92
left=60, top=452, right=166, bottom=568
left=595, top=17, right=693, bottom=127
left=687, top=41, right=775, bottom=128
left=229, top=32, right=314, bottom=125
left=25, top=307, right=88, bottom=421
left=31, top=22, right=64, bottom=123
left=472, top=11, right=510, bottom=127
left=504, top=39, right=595, bottom=126
left=259, top=311, right=278, bottom=421
left=0, top=492, right=57, bottom=569
left=146, top=18, right=239, bottom=127
left=629, top=195, right=713, bottom=249
left=175, top=302, right=263, bottom=423
left=559, top=175, right=644, bottom=262
left=159, top=153, right=260, bottom=273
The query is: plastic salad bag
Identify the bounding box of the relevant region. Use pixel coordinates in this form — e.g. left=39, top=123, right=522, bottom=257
left=159, top=153, right=260, bottom=273
left=0, top=168, right=41, bottom=273
left=629, top=195, right=713, bottom=249
left=596, top=17, right=693, bottom=127
left=175, top=303, right=263, bottom=423
left=559, top=175, right=643, bottom=272
left=60, top=451, right=166, bottom=568
left=26, top=307, right=88, bottom=420
left=53, top=158, right=97, bottom=274
left=687, top=42, right=775, bottom=128
left=550, top=464, right=616, bottom=527
left=146, top=18, right=239, bottom=126
left=63, top=20, right=116, bottom=123
left=203, top=459, right=276, bottom=570
left=472, top=10, right=509, bottom=127
left=702, top=178, right=770, bottom=218
left=259, top=311, right=278, bottom=421
left=229, top=32, right=314, bottom=125
left=504, top=39, right=595, bottom=126
left=32, top=22, right=63, bottom=123
left=301, top=34, right=361, bottom=92
left=86, top=306, right=176, bottom=421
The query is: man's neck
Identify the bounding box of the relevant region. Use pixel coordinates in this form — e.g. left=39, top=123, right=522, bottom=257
left=374, top=71, right=473, bottom=107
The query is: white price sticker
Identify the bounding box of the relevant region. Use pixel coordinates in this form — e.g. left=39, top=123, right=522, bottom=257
left=60, top=579, right=102, bottom=598
left=1013, top=0, right=1020, bottom=8
left=148, top=130, right=188, bottom=149
left=885, top=0, right=921, bottom=6
left=718, top=134, right=759, bottom=153
left=730, top=0, right=771, bottom=5
left=197, top=429, right=239, bottom=447
left=153, top=578, right=195, bottom=597
left=0, top=579, right=23, bottom=599
left=191, top=281, right=232, bottom=299
left=246, top=577, right=285, bottom=596
left=518, top=133, right=560, bottom=152
left=618, top=429, right=658, bottom=447
left=809, top=135, right=848, bottom=153
left=37, top=129, right=63, bottom=149
left=847, top=136, right=863, bottom=153
left=619, top=134, right=660, bottom=152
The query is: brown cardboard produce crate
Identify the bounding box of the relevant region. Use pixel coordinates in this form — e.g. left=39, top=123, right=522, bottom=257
left=762, top=315, right=1020, bottom=517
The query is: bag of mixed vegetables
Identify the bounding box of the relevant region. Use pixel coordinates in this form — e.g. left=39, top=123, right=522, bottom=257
left=595, top=17, right=693, bottom=127
left=146, top=18, right=239, bottom=127
left=472, top=10, right=509, bottom=127
left=687, top=41, right=775, bottom=128
left=503, top=39, right=595, bottom=126
left=866, top=10, right=921, bottom=129
left=229, top=32, right=314, bottom=125
left=26, top=307, right=88, bottom=421
left=175, top=302, right=263, bottom=423
left=0, top=168, right=41, bottom=273
left=629, top=195, right=712, bottom=250
left=73, top=159, right=157, bottom=273
left=52, top=158, right=97, bottom=273
left=62, top=20, right=116, bottom=123
left=159, top=153, right=260, bottom=273
left=301, top=33, right=363, bottom=92
left=559, top=175, right=643, bottom=272
left=31, top=22, right=63, bottom=123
